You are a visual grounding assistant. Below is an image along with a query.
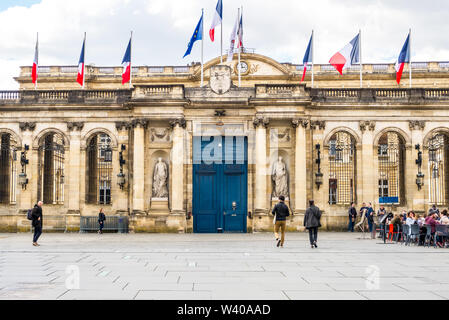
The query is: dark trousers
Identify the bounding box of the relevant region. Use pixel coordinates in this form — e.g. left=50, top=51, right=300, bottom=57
left=308, top=227, right=318, bottom=245
left=368, top=220, right=374, bottom=233
left=33, top=226, right=42, bottom=243
left=99, top=221, right=104, bottom=232
left=348, top=218, right=355, bottom=232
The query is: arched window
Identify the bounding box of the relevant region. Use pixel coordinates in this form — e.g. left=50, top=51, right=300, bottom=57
left=428, top=133, right=449, bottom=205
left=38, top=133, right=65, bottom=204
left=86, top=133, right=112, bottom=205
left=378, top=132, right=405, bottom=205
left=328, top=131, right=356, bottom=205
left=0, top=133, right=17, bottom=204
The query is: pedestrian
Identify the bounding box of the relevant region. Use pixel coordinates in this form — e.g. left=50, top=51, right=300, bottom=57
left=98, top=208, right=106, bottom=234
left=31, top=201, right=43, bottom=247
left=271, top=195, right=290, bottom=248
left=429, top=204, right=439, bottom=216
left=304, top=200, right=322, bottom=249
left=359, top=202, right=368, bottom=219
left=348, top=202, right=357, bottom=232
left=366, top=202, right=375, bottom=234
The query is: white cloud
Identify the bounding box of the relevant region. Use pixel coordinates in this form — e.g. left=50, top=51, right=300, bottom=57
left=0, top=0, right=448, bottom=89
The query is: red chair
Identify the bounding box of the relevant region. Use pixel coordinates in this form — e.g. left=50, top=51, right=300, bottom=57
left=387, top=224, right=400, bottom=242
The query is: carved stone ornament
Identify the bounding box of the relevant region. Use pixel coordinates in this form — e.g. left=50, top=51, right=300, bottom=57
left=409, top=120, right=426, bottom=131
left=270, top=128, right=291, bottom=143
left=359, top=121, right=376, bottom=133
left=150, top=128, right=171, bottom=142
left=310, top=121, right=326, bottom=131
left=292, top=118, right=309, bottom=129
left=115, top=121, right=132, bottom=131
left=67, top=122, right=84, bottom=132
left=169, top=118, right=187, bottom=129
left=253, top=116, right=270, bottom=129
left=131, top=119, right=149, bottom=129
left=19, top=122, right=36, bottom=132
left=210, top=65, right=232, bottom=95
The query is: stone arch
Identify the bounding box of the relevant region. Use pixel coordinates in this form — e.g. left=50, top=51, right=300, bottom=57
left=82, top=128, right=118, bottom=149
left=324, top=127, right=361, bottom=147
left=198, top=52, right=291, bottom=78
left=33, top=128, right=70, bottom=149
left=423, top=127, right=449, bottom=147
left=374, top=127, right=411, bottom=147
left=0, top=129, right=22, bottom=148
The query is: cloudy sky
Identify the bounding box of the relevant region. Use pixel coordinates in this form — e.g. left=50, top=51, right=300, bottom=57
left=0, top=0, right=448, bottom=89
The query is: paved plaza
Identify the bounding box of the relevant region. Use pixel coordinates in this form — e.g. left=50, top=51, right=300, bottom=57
left=0, top=232, right=449, bottom=300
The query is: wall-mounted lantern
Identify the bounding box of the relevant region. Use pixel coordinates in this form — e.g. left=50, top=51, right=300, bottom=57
left=315, top=144, right=323, bottom=189
left=117, top=144, right=126, bottom=189
left=19, top=144, right=29, bottom=190
left=415, top=144, right=424, bottom=190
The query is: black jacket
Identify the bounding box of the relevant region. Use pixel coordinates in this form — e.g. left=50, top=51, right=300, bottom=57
left=272, top=202, right=290, bottom=221
left=98, top=212, right=106, bottom=222
left=31, top=205, right=42, bottom=228
left=348, top=207, right=357, bottom=220
left=304, top=205, right=322, bottom=229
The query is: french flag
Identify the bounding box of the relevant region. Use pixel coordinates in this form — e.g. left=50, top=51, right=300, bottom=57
left=237, top=10, right=243, bottom=49
left=32, top=35, right=38, bottom=87
left=121, top=38, right=132, bottom=85
left=329, top=33, right=360, bottom=75
left=209, top=0, right=222, bottom=42
left=395, top=33, right=410, bottom=85
left=301, top=33, right=313, bottom=83
left=76, top=35, right=86, bottom=87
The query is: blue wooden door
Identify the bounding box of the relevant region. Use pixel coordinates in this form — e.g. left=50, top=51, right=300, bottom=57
left=193, top=136, right=248, bottom=233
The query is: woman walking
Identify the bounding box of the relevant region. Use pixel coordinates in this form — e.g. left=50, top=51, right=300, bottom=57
left=98, top=208, right=106, bottom=234
left=304, top=200, right=322, bottom=248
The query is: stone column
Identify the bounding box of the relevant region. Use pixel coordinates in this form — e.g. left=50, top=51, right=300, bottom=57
left=67, top=122, right=84, bottom=214
left=409, top=121, right=426, bottom=213
left=115, top=121, right=131, bottom=214
left=170, top=118, right=186, bottom=213
left=292, top=118, right=309, bottom=213
left=131, top=119, right=148, bottom=214
left=253, top=116, right=269, bottom=213
left=18, top=122, right=36, bottom=211
left=360, top=121, right=376, bottom=205
left=310, top=121, right=326, bottom=209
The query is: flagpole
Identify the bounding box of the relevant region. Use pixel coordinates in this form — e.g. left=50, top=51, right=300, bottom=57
left=220, top=8, right=223, bottom=64
left=35, top=32, right=38, bottom=90
left=201, top=8, right=204, bottom=87
left=359, top=29, right=362, bottom=88
left=311, top=30, right=314, bottom=89
left=409, top=28, right=412, bottom=88
left=130, top=31, right=133, bottom=89
left=83, top=32, right=86, bottom=89
left=238, top=7, right=241, bottom=87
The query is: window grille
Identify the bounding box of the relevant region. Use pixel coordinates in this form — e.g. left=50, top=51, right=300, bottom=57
left=0, top=134, right=17, bottom=204
left=329, top=132, right=356, bottom=205
left=87, top=134, right=112, bottom=205
left=429, top=134, right=449, bottom=205
left=38, top=133, right=65, bottom=204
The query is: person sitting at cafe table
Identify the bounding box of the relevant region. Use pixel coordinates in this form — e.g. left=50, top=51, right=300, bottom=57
left=440, top=210, right=449, bottom=225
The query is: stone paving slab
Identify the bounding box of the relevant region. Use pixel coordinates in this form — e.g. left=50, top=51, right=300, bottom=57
left=1, top=232, right=449, bottom=300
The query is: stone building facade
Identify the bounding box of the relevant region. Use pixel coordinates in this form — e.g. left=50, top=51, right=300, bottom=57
left=1, top=53, right=449, bottom=233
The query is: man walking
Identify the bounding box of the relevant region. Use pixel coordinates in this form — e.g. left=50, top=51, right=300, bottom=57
left=271, top=195, right=290, bottom=248
left=304, top=200, right=322, bottom=248
left=31, top=201, right=43, bottom=247
left=366, top=202, right=375, bottom=234
left=348, top=202, right=357, bottom=232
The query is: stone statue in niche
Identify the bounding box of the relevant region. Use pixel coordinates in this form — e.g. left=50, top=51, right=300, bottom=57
left=152, top=158, right=169, bottom=198
left=271, top=156, right=289, bottom=199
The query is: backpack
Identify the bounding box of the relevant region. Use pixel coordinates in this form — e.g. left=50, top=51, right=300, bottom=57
left=27, top=208, right=34, bottom=220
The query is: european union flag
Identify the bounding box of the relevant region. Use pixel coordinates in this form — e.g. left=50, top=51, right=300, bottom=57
left=183, top=13, right=203, bottom=58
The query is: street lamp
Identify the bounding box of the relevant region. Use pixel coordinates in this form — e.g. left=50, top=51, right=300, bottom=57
left=19, top=144, right=29, bottom=190
left=117, top=144, right=126, bottom=189
left=415, top=144, right=424, bottom=190
left=315, top=144, right=323, bottom=189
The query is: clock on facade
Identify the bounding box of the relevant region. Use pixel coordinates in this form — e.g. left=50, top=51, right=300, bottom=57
left=236, top=61, right=249, bottom=75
